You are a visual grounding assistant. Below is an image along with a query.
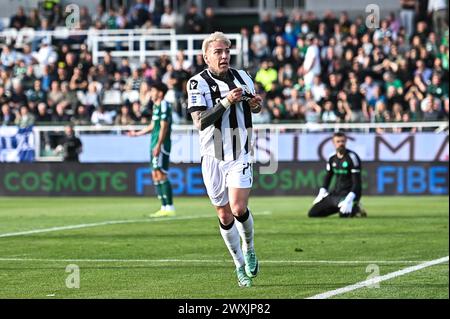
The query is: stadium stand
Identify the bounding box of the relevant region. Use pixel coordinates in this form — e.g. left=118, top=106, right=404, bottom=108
left=0, top=0, right=448, bottom=131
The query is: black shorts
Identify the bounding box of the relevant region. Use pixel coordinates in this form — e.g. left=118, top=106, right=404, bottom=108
left=308, top=195, right=359, bottom=218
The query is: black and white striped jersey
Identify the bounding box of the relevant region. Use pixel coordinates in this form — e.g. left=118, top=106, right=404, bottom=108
left=187, top=68, right=256, bottom=162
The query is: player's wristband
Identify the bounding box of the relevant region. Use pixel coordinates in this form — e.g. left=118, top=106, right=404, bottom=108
left=221, top=97, right=232, bottom=109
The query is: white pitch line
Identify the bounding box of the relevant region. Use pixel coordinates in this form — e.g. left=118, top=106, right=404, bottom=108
left=0, top=216, right=206, bottom=238
left=307, top=256, right=449, bottom=299
left=0, top=211, right=272, bottom=238
left=259, top=260, right=435, bottom=264
left=0, top=258, right=440, bottom=265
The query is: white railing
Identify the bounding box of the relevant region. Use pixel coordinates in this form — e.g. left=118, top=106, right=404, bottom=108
left=90, top=32, right=246, bottom=67
left=33, top=121, right=449, bottom=162
left=0, top=28, right=248, bottom=67
left=0, top=27, right=175, bottom=49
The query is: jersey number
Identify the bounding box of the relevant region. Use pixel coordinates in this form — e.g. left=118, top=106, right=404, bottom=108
left=243, top=163, right=251, bottom=175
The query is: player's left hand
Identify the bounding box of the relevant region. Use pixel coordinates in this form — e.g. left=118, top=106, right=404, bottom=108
left=338, top=192, right=356, bottom=215
left=153, top=144, right=161, bottom=157
left=338, top=200, right=353, bottom=214
left=249, top=95, right=262, bottom=111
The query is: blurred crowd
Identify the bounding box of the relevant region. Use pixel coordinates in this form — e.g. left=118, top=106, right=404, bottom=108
left=0, top=0, right=448, bottom=130
left=1, top=0, right=214, bottom=33
left=247, top=3, right=449, bottom=128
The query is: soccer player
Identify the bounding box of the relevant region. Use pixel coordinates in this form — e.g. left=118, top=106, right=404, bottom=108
left=128, top=82, right=175, bottom=217
left=308, top=132, right=367, bottom=218
left=187, top=32, right=263, bottom=287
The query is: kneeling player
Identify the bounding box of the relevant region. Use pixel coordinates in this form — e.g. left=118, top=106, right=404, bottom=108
left=308, top=132, right=367, bottom=218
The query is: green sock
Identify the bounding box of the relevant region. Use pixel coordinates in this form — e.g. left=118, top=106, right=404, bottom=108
left=160, top=179, right=173, bottom=205
left=154, top=181, right=167, bottom=207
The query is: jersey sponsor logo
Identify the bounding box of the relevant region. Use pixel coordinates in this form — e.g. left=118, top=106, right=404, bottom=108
left=342, top=161, right=348, bottom=168
left=333, top=168, right=349, bottom=174
left=241, top=84, right=253, bottom=95
left=240, top=85, right=255, bottom=102
left=190, top=80, right=198, bottom=90
left=190, top=95, right=197, bottom=104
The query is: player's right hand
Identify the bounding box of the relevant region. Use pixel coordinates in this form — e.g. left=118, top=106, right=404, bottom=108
left=226, top=87, right=243, bottom=104
left=127, top=131, right=136, bottom=137
left=249, top=95, right=263, bottom=110
left=313, top=188, right=328, bottom=205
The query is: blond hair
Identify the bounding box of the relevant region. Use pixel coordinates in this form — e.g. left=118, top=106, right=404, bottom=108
left=202, top=31, right=231, bottom=57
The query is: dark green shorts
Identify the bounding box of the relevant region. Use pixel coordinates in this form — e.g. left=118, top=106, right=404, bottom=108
left=151, top=149, right=170, bottom=173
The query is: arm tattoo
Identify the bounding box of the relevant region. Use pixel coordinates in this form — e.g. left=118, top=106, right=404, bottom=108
left=191, top=101, right=228, bottom=131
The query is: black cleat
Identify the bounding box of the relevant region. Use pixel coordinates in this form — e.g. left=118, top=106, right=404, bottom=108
left=353, top=203, right=368, bottom=218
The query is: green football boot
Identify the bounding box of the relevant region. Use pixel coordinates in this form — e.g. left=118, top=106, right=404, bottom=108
left=236, top=266, right=252, bottom=287
left=244, top=249, right=259, bottom=278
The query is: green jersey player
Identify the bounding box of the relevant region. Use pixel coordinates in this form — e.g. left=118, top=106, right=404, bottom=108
left=128, top=82, right=175, bottom=217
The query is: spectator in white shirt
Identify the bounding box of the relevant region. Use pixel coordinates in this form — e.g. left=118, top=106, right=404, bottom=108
left=173, top=50, right=192, bottom=72
left=304, top=90, right=322, bottom=123
left=321, top=100, right=338, bottom=123
left=1, top=45, right=18, bottom=68
left=250, top=25, right=270, bottom=62
left=33, top=39, right=57, bottom=66
left=301, top=34, right=321, bottom=88
left=311, top=75, right=327, bottom=102
left=421, top=93, right=441, bottom=113
left=20, top=44, right=35, bottom=66
left=91, top=105, right=116, bottom=126
left=160, top=6, right=177, bottom=29
left=80, top=82, right=100, bottom=108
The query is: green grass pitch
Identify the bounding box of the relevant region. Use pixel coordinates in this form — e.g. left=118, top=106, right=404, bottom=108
left=0, top=196, right=448, bottom=299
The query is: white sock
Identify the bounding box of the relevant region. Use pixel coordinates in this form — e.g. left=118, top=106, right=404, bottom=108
left=235, top=209, right=254, bottom=253
left=219, top=220, right=245, bottom=268
left=165, top=205, right=175, bottom=211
